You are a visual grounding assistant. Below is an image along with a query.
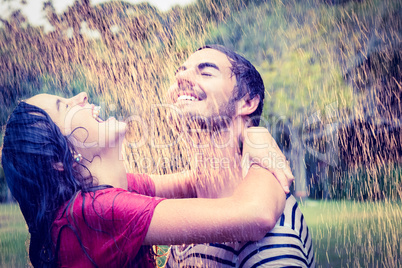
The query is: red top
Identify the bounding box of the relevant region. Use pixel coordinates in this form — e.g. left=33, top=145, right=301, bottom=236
left=51, top=174, right=165, bottom=267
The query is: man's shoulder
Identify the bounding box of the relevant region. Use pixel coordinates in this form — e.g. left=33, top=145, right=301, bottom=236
left=277, top=193, right=306, bottom=229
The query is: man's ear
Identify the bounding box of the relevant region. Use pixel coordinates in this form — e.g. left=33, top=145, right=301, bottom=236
left=53, top=162, right=64, bottom=171
left=237, top=94, right=260, bottom=116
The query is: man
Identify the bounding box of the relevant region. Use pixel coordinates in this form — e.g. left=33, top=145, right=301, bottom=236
left=165, top=45, right=315, bottom=267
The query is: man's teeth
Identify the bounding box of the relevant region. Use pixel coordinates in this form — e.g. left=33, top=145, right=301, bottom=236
left=177, top=95, right=197, bottom=101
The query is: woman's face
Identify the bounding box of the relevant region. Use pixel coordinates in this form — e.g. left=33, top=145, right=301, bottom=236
left=26, top=92, right=127, bottom=152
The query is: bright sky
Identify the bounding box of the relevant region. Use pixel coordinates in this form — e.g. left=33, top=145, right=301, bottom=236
left=0, top=0, right=195, bottom=30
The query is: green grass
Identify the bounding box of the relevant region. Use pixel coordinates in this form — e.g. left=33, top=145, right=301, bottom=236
left=299, top=199, right=402, bottom=267
left=1, top=200, right=401, bottom=267
left=0, top=203, right=29, bottom=267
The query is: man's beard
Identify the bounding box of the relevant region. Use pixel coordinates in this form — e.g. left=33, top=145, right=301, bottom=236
left=184, top=97, right=237, bottom=132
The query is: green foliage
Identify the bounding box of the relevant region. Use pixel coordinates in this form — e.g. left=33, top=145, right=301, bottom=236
left=205, top=0, right=401, bottom=202
left=0, top=0, right=400, bottom=202
left=206, top=0, right=355, bottom=126
left=329, top=163, right=402, bottom=201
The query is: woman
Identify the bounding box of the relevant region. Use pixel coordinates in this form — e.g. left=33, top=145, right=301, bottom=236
left=1, top=92, right=288, bottom=267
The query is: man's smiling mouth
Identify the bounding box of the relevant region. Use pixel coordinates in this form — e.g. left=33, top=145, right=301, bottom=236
left=177, top=94, right=199, bottom=102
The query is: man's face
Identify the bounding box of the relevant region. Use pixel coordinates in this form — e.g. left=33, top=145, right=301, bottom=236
left=167, top=48, right=238, bottom=128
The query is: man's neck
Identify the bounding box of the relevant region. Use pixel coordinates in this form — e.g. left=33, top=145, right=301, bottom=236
left=188, top=126, right=244, bottom=198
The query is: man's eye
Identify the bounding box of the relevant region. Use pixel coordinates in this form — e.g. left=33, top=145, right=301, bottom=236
left=201, top=73, right=212, bottom=76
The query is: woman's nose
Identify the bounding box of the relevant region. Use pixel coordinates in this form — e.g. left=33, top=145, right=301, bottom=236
left=70, top=92, right=88, bottom=106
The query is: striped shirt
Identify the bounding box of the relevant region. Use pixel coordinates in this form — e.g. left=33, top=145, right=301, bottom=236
left=166, top=194, right=315, bottom=267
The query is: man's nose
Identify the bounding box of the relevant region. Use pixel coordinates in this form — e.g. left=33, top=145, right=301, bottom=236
left=176, top=68, right=195, bottom=87
left=69, top=92, right=88, bottom=106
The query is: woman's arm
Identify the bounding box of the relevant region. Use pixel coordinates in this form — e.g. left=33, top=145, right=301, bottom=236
left=143, top=164, right=286, bottom=245
left=152, top=127, right=294, bottom=198
left=242, top=127, right=295, bottom=193
left=151, top=171, right=197, bottom=198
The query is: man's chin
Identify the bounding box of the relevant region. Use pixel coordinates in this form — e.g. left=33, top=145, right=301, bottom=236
left=185, top=114, right=233, bottom=132
left=166, top=107, right=233, bottom=132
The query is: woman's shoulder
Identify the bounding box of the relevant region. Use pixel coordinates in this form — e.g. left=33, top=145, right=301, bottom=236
left=53, top=188, right=124, bottom=217
left=126, top=173, right=156, bottom=196
left=52, top=186, right=163, bottom=230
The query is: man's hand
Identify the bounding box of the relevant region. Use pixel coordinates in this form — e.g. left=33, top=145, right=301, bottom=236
left=241, top=127, right=294, bottom=193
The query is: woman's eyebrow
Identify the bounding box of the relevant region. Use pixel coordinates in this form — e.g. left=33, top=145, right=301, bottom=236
left=56, top=99, right=61, bottom=111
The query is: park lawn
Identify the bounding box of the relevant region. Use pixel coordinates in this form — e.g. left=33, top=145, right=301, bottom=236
left=299, top=199, right=402, bottom=267
left=0, top=203, right=29, bottom=267
left=1, top=200, right=401, bottom=268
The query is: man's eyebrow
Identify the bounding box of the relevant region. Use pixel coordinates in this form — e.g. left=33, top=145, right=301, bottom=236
left=56, top=99, right=61, bottom=111
left=198, top=62, right=220, bottom=71
left=174, top=62, right=220, bottom=75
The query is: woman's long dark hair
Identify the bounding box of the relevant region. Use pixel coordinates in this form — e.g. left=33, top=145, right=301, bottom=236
left=1, top=101, right=90, bottom=267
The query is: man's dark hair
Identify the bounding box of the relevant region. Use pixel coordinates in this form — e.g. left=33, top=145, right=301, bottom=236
left=198, top=44, right=265, bottom=126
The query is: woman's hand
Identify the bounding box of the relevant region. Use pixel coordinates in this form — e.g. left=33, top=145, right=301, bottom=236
left=242, top=127, right=294, bottom=193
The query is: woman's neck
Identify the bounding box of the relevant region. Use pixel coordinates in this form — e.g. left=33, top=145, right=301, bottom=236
left=81, top=146, right=128, bottom=190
